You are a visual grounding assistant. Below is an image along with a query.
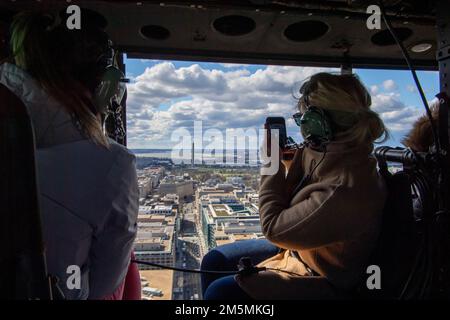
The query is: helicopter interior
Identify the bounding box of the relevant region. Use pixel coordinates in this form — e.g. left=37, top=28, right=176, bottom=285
left=0, top=0, right=450, bottom=300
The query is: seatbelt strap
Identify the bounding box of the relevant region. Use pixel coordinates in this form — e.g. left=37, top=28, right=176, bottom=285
left=290, top=250, right=318, bottom=276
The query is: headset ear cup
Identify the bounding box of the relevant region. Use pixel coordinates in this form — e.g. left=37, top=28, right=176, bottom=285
left=300, top=106, right=333, bottom=147
left=319, top=108, right=333, bottom=142
left=94, top=66, right=125, bottom=114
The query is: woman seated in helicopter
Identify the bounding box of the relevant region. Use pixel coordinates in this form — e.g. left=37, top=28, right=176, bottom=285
left=0, top=12, right=138, bottom=299
left=201, top=72, right=389, bottom=300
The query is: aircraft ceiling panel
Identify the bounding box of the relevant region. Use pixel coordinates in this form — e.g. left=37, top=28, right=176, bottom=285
left=0, top=0, right=439, bottom=70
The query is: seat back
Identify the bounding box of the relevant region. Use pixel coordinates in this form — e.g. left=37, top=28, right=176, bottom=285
left=0, top=83, right=52, bottom=299
left=356, top=167, right=422, bottom=299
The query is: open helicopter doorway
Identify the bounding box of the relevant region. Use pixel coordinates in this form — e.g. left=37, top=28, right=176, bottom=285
left=2, top=1, right=449, bottom=300
left=122, top=56, right=439, bottom=300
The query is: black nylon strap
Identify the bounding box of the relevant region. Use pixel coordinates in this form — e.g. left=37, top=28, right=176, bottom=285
left=290, top=250, right=318, bottom=276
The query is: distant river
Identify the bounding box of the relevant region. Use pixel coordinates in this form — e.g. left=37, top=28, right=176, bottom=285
left=131, top=149, right=261, bottom=165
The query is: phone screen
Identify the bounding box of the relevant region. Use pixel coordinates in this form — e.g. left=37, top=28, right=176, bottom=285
left=265, top=117, right=287, bottom=149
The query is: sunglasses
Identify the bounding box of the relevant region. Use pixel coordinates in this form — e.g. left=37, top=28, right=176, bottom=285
left=292, top=112, right=303, bottom=127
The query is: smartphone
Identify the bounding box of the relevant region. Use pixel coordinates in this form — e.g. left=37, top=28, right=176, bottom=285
left=265, top=117, right=296, bottom=160
left=265, top=117, right=287, bottom=157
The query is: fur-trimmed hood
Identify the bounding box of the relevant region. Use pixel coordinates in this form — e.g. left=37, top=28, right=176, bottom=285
left=402, top=100, right=440, bottom=152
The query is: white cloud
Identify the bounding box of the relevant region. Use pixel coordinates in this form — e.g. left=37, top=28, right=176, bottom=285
left=371, top=92, right=422, bottom=133
left=126, top=62, right=422, bottom=148
left=406, top=84, right=417, bottom=93
left=220, top=63, right=253, bottom=68
left=126, top=62, right=334, bottom=148
left=382, top=79, right=398, bottom=91
left=370, top=85, right=379, bottom=95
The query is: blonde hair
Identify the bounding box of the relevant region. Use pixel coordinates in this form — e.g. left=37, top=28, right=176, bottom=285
left=10, top=12, right=108, bottom=147
left=298, top=72, right=389, bottom=146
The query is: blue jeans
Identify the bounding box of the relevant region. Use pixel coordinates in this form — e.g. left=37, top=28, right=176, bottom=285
left=200, top=239, right=279, bottom=300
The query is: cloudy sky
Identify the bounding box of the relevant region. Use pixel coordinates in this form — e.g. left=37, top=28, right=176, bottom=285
left=124, top=57, right=439, bottom=150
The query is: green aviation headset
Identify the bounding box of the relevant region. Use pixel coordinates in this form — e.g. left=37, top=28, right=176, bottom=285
left=292, top=79, right=334, bottom=149
left=63, top=16, right=128, bottom=140
left=290, top=100, right=332, bottom=196
left=75, top=28, right=127, bottom=115
left=291, top=94, right=332, bottom=195
left=85, top=34, right=128, bottom=140
left=293, top=97, right=333, bottom=149
left=93, top=60, right=127, bottom=115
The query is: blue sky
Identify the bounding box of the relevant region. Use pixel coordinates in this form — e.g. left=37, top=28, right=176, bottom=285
left=124, top=57, right=439, bottom=149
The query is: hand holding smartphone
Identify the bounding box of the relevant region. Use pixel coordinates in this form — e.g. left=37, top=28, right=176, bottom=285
left=265, top=117, right=295, bottom=161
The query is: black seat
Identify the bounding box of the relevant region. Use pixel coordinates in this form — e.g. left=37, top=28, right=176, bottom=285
left=0, top=83, right=52, bottom=299
left=355, top=163, right=424, bottom=299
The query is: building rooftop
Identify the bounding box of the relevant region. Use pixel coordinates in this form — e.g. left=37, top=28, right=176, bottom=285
left=208, top=203, right=256, bottom=218
left=153, top=205, right=173, bottom=211
left=216, top=238, right=234, bottom=246
left=233, top=233, right=259, bottom=241
left=138, top=214, right=162, bottom=222
left=136, top=237, right=162, bottom=244
left=134, top=238, right=172, bottom=254
left=139, top=270, right=174, bottom=300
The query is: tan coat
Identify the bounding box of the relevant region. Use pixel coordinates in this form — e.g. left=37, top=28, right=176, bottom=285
left=236, top=141, right=387, bottom=299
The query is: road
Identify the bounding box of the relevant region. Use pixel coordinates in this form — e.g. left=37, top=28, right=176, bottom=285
left=173, top=201, right=203, bottom=300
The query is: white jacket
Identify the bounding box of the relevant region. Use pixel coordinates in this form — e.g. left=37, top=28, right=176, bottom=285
left=0, top=63, right=138, bottom=299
